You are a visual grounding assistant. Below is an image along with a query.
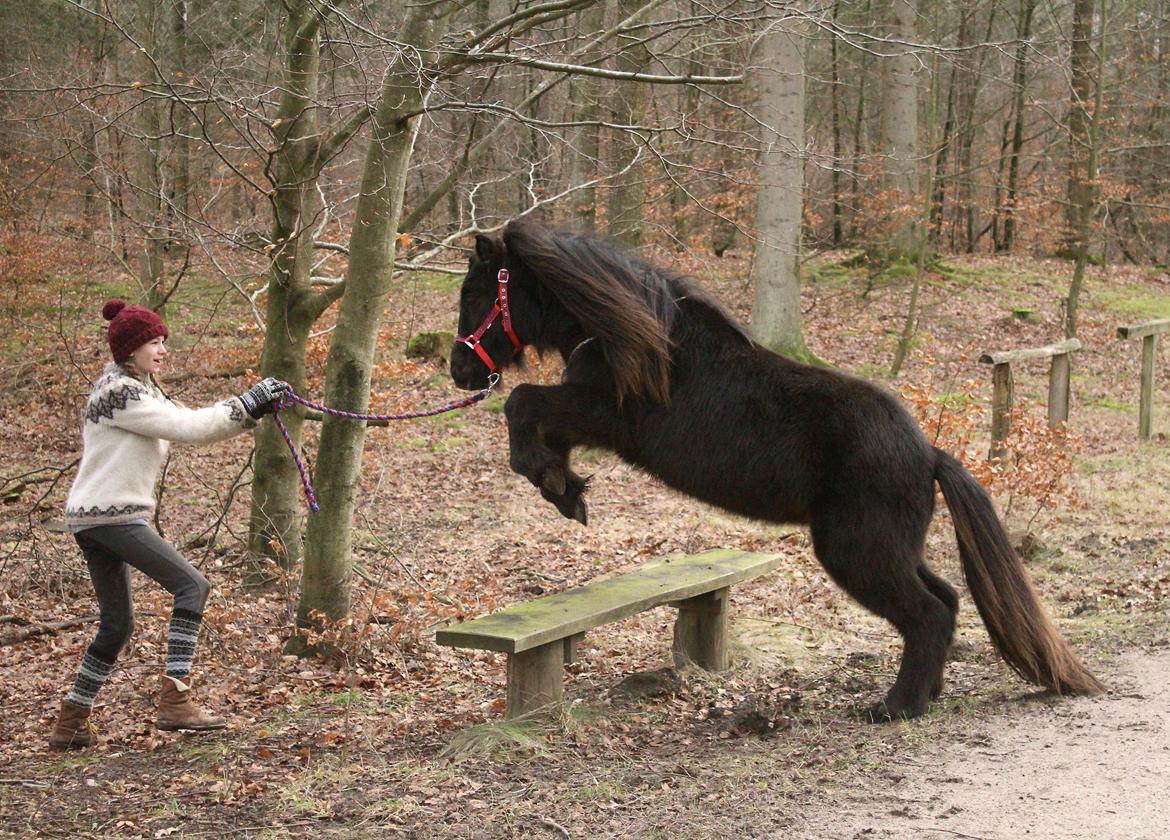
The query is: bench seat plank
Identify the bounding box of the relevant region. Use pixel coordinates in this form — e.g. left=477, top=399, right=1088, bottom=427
left=436, top=549, right=783, bottom=655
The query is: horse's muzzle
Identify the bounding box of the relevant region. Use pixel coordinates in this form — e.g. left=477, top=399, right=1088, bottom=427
left=450, top=347, right=492, bottom=391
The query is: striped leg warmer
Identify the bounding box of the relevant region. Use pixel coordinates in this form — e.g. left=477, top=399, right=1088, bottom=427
left=65, top=649, right=116, bottom=708
left=165, top=608, right=203, bottom=681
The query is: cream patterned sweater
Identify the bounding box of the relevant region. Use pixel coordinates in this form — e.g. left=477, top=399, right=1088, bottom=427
left=65, top=364, right=257, bottom=528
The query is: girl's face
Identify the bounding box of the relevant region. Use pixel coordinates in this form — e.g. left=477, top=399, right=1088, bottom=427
left=129, top=336, right=168, bottom=375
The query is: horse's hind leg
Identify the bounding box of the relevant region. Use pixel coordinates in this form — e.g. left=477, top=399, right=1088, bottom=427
left=918, top=563, right=959, bottom=699
left=811, top=508, right=956, bottom=721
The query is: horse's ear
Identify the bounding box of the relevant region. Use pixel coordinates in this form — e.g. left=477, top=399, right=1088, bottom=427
left=474, top=233, right=504, bottom=265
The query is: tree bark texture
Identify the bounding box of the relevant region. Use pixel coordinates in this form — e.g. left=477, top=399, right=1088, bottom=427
left=1064, top=0, right=1096, bottom=248
left=748, top=5, right=808, bottom=358
left=295, top=5, right=454, bottom=639
left=605, top=0, right=651, bottom=247
left=878, top=0, right=920, bottom=258
left=999, top=0, right=1038, bottom=253
left=247, top=1, right=327, bottom=573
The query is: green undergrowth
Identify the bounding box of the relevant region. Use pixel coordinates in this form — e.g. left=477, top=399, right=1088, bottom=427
left=1095, top=284, right=1170, bottom=322
left=804, top=261, right=861, bottom=288
left=402, top=270, right=463, bottom=294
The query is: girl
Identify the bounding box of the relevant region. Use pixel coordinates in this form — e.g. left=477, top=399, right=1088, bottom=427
left=50, top=299, right=288, bottom=749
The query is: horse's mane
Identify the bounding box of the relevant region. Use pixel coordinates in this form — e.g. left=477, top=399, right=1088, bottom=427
left=503, top=220, right=689, bottom=404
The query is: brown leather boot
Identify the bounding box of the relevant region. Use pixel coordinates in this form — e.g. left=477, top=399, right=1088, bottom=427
left=156, top=676, right=226, bottom=731
left=49, top=699, right=97, bottom=750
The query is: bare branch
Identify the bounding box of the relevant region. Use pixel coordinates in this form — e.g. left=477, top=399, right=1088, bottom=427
left=453, top=52, right=743, bottom=84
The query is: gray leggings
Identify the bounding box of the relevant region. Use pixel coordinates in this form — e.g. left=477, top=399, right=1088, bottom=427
left=75, top=524, right=210, bottom=662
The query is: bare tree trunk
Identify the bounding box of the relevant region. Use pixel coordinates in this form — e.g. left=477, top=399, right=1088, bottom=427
left=1000, top=0, right=1038, bottom=253
left=1065, top=2, right=1105, bottom=338
left=891, top=54, right=941, bottom=377
left=668, top=17, right=702, bottom=248
left=953, top=3, right=997, bottom=253
left=169, top=0, right=191, bottom=223
left=878, top=0, right=920, bottom=258
left=1063, top=0, right=1096, bottom=251
left=748, top=4, right=808, bottom=359
left=479, top=0, right=518, bottom=228
left=929, top=7, right=975, bottom=248
left=80, top=0, right=107, bottom=241
left=568, top=2, right=605, bottom=230
left=606, top=0, right=650, bottom=247
left=830, top=0, right=844, bottom=247
left=291, top=5, right=453, bottom=649
left=247, top=1, right=328, bottom=574
left=849, top=43, right=867, bottom=242
left=133, top=0, right=167, bottom=312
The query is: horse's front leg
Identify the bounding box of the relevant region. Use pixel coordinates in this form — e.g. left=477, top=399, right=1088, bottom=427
left=503, top=383, right=617, bottom=524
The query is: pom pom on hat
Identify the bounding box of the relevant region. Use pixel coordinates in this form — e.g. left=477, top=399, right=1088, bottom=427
left=103, top=298, right=168, bottom=363
left=102, top=299, right=127, bottom=321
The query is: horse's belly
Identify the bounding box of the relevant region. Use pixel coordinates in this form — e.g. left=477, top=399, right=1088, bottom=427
left=626, top=435, right=813, bottom=525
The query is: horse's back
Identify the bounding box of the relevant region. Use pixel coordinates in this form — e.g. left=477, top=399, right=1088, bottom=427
left=623, top=311, right=935, bottom=525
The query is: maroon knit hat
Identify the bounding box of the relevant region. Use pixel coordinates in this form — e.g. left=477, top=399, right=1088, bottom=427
left=103, top=299, right=169, bottom=363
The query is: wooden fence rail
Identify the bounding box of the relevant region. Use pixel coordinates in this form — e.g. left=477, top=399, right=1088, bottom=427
left=978, top=338, right=1082, bottom=460
left=1117, top=318, right=1170, bottom=440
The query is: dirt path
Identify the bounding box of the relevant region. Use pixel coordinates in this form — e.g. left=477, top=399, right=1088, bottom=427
left=793, top=649, right=1170, bottom=840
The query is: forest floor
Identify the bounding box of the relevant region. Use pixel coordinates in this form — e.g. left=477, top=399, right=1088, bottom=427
left=0, top=240, right=1168, bottom=839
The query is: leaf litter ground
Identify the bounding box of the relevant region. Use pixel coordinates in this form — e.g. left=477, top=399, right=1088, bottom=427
left=1, top=250, right=1168, bottom=838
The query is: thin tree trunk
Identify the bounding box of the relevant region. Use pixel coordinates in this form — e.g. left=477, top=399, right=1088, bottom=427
left=930, top=8, right=971, bottom=248
left=1063, top=0, right=1096, bottom=250
left=1000, top=0, right=1037, bottom=253
left=991, top=106, right=1013, bottom=252
left=606, top=0, right=650, bottom=247
left=247, top=1, right=326, bottom=574
left=133, top=0, right=167, bottom=312
left=1065, top=1, right=1105, bottom=338
left=669, top=7, right=702, bottom=248
left=830, top=0, right=844, bottom=246
left=169, top=0, right=191, bottom=223
left=480, top=0, right=517, bottom=227
left=849, top=44, right=867, bottom=242
left=891, top=55, right=941, bottom=377
left=568, top=2, right=604, bottom=230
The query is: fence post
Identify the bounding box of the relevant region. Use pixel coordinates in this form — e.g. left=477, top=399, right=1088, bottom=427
left=1139, top=334, right=1158, bottom=440
left=1047, top=351, right=1072, bottom=427
left=990, top=363, right=1014, bottom=460
left=1117, top=319, right=1169, bottom=441
left=979, top=338, right=1082, bottom=461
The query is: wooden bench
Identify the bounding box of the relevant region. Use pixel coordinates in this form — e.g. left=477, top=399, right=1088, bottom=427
left=435, top=549, right=783, bottom=718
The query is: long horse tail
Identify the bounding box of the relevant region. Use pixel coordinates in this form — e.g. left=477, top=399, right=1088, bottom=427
left=933, top=447, right=1105, bottom=695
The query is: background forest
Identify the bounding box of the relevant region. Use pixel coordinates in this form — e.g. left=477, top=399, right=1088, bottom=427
left=1, top=1, right=1168, bottom=838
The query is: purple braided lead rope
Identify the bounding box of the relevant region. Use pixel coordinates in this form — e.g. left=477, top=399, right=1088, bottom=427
left=271, top=374, right=499, bottom=512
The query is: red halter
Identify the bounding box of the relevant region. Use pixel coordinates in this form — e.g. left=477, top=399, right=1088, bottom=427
left=456, top=268, right=524, bottom=372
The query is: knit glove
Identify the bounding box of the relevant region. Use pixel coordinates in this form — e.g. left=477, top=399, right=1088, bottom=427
left=238, top=378, right=290, bottom=419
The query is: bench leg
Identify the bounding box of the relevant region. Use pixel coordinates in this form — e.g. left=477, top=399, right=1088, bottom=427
left=672, top=588, right=729, bottom=670
left=563, top=632, right=585, bottom=665
left=505, top=641, right=563, bottom=718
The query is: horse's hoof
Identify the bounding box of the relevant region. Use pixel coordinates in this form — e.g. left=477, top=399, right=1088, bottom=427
left=538, top=486, right=588, bottom=525
left=861, top=700, right=922, bottom=723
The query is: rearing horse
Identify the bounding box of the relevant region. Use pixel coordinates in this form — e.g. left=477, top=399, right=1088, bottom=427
left=450, top=219, right=1104, bottom=721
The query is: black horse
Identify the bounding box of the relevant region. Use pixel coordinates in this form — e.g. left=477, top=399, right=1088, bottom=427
left=450, top=219, right=1104, bottom=721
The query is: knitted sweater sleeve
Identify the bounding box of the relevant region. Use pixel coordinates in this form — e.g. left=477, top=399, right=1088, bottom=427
left=92, top=377, right=257, bottom=443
